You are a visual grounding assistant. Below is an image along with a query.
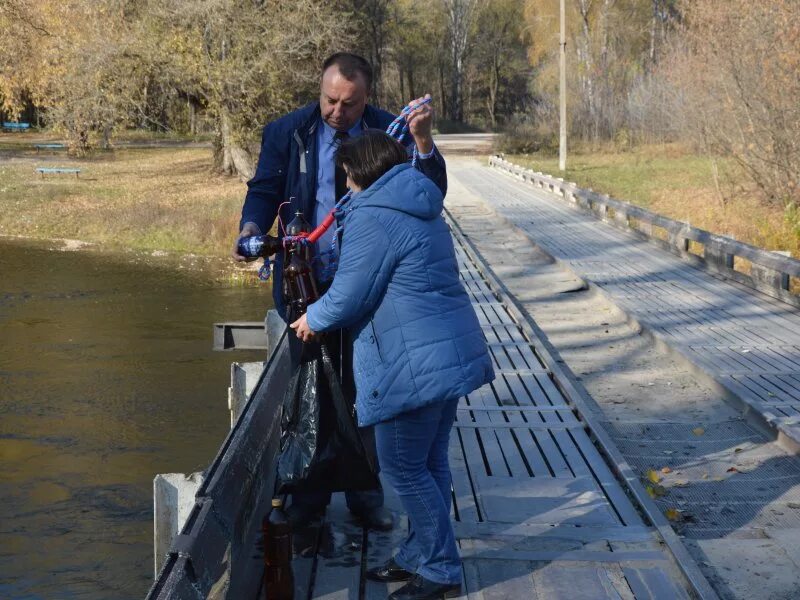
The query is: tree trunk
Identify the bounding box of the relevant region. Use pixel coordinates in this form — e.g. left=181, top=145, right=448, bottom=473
left=101, top=126, right=112, bottom=149
left=438, top=64, right=448, bottom=119
left=215, top=106, right=254, bottom=181
left=445, top=0, right=476, bottom=123
left=189, top=98, right=196, bottom=135
left=487, top=55, right=499, bottom=129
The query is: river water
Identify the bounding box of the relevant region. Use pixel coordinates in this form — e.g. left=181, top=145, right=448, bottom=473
left=0, top=239, right=271, bottom=599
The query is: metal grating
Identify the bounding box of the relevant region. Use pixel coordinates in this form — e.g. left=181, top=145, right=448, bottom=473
left=602, top=421, right=800, bottom=536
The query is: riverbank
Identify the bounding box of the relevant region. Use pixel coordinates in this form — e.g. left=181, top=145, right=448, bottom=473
left=0, top=134, right=242, bottom=253
left=0, top=132, right=264, bottom=283
left=508, top=143, right=799, bottom=257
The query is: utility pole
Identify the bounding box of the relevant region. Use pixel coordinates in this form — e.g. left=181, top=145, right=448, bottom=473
left=559, top=0, right=567, bottom=171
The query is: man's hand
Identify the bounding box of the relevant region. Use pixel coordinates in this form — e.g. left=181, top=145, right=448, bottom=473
left=231, top=222, right=262, bottom=262
left=290, top=313, right=317, bottom=343
left=406, top=93, right=434, bottom=155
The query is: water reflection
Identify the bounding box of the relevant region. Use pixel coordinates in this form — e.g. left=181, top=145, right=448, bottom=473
left=0, top=239, right=271, bottom=599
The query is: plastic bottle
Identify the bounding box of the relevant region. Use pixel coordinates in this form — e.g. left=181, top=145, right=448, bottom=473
left=237, top=234, right=283, bottom=259
left=262, top=497, right=294, bottom=599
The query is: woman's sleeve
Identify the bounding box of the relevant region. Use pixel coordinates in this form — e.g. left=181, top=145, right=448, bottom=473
left=306, top=212, right=396, bottom=332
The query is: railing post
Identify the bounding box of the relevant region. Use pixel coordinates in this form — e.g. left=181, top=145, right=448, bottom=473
left=751, top=263, right=790, bottom=291
left=704, top=240, right=733, bottom=270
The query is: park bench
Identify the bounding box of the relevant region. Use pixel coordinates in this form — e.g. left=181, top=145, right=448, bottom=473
left=2, top=122, right=31, bottom=132
left=36, top=167, right=81, bottom=178
left=34, top=143, right=66, bottom=152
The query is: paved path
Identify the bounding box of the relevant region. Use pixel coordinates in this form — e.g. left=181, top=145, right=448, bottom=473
left=451, top=160, right=800, bottom=449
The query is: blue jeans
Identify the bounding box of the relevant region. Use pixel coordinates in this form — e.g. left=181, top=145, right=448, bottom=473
left=375, top=399, right=461, bottom=585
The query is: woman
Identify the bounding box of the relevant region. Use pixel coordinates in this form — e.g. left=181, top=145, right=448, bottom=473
left=291, top=130, right=494, bottom=600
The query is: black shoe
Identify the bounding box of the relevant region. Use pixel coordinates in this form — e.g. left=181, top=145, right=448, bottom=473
left=366, top=557, right=413, bottom=583
left=351, top=506, right=394, bottom=531
left=286, top=503, right=324, bottom=529
left=388, top=574, right=461, bottom=600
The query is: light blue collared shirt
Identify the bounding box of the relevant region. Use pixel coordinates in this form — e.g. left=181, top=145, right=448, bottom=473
left=314, top=119, right=363, bottom=279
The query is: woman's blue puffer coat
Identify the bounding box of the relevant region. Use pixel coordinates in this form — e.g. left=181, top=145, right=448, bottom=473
left=306, top=163, right=495, bottom=426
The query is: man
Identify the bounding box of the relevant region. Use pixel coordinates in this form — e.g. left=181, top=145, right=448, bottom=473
left=232, top=52, right=447, bottom=531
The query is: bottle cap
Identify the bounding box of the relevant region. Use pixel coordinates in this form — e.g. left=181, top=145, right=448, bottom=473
left=271, top=498, right=282, bottom=508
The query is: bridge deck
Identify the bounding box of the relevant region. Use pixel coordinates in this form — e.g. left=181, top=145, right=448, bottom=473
left=454, top=161, right=800, bottom=448
left=280, top=233, right=692, bottom=599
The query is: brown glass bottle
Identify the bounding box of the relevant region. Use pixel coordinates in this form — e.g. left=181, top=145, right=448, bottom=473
left=284, top=247, right=318, bottom=316
left=262, top=498, right=294, bottom=600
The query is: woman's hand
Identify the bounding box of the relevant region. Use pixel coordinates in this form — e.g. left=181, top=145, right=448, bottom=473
left=290, top=313, right=317, bottom=343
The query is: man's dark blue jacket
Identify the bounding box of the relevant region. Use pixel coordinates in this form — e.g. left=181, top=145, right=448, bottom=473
left=240, top=102, right=448, bottom=317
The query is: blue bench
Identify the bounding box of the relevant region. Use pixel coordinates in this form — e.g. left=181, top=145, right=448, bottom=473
left=34, top=143, right=66, bottom=152
left=3, top=122, right=31, bottom=131
left=36, top=167, right=81, bottom=178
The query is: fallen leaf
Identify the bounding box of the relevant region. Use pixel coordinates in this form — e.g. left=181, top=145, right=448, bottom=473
left=665, top=508, right=683, bottom=521
left=661, top=467, right=673, bottom=474
left=734, top=447, right=743, bottom=453
left=647, top=469, right=662, bottom=484
left=693, top=427, right=705, bottom=436
left=673, top=480, right=689, bottom=487
left=701, top=473, right=709, bottom=479
left=727, top=467, right=739, bottom=473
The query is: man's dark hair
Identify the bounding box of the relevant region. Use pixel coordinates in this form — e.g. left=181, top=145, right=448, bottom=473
left=336, top=130, right=409, bottom=190
left=322, top=52, right=373, bottom=91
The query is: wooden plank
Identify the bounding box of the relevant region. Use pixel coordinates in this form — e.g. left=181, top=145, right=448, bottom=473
left=623, top=566, right=690, bottom=600
left=310, top=495, right=364, bottom=600
left=460, top=539, right=538, bottom=600
left=363, top=506, right=408, bottom=600
left=463, top=547, right=665, bottom=563
left=531, top=429, right=573, bottom=478
left=290, top=518, right=324, bottom=600
left=471, top=474, right=618, bottom=527
left=458, top=392, right=511, bottom=477
left=450, top=429, right=481, bottom=523
left=533, top=565, right=636, bottom=600
left=458, top=405, right=573, bottom=413
left=568, top=430, right=643, bottom=527
left=455, top=422, right=584, bottom=431
left=454, top=521, right=654, bottom=543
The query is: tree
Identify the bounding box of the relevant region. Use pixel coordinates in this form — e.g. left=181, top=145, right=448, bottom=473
left=472, top=0, right=530, bottom=128
left=142, top=0, right=346, bottom=179
left=0, top=0, right=144, bottom=154
left=442, top=0, right=479, bottom=122
left=663, top=0, right=800, bottom=208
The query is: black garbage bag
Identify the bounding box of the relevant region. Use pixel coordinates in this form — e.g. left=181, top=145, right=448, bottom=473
left=276, top=338, right=379, bottom=494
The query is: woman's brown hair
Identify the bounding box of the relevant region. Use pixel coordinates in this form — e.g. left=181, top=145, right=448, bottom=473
left=335, top=129, right=409, bottom=191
